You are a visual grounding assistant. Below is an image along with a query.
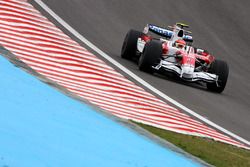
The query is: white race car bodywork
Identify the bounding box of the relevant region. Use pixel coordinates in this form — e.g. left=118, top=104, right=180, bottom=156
left=152, top=56, right=218, bottom=83
left=137, top=34, right=218, bottom=83
left=121, top=23, right=229, bottom=92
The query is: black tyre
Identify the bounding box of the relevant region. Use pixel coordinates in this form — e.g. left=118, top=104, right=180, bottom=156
left=138, top=40, right=162, bottom=73
left=207, top=60, right=229, bottom=93
left=121, top=29, right=143, bottom=60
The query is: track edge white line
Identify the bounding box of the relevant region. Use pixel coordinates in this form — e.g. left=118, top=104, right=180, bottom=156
left=34, top=0, right=250, bottom=147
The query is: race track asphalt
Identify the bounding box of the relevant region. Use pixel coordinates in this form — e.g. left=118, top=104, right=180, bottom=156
left=33, top=0, right=250, bottom=142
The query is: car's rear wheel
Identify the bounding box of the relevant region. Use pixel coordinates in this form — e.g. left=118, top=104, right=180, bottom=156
left=207, top=59, right=229, bottom=93
left=138, top=40, right=162, bottom=73
left=121, top=29, right=143, bottom=60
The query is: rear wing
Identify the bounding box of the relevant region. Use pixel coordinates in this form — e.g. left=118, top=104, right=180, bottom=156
left=143, top=24, right=193, bottom=43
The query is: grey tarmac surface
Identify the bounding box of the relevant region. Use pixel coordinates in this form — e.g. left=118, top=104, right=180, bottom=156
left=35, top=0, right=250, bottom=143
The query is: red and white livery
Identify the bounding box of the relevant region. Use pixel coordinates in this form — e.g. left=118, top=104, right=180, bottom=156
left=121, top=23, right=229, bottom=93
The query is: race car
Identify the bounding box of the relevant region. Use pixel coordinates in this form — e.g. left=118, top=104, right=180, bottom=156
left=121, top=23, right=229, bottom=93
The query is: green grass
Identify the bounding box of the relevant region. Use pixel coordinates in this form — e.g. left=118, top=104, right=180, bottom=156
left=135, top=122, right=250, bottom=167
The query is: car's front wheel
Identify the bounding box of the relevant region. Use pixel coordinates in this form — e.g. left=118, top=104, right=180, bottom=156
left=138, top=40, right=162, bottom=73
left=207, top=59, right=229, bottom=93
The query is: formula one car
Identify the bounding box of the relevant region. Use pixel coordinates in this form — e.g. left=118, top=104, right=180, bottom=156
left=121, top=23, right=229, bottom=93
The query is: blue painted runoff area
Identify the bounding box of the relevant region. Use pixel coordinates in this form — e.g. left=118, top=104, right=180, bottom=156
left=0, top=55, right=201, bottom=167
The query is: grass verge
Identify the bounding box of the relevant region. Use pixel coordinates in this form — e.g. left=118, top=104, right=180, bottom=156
left=135, top=122, right=250, bottom=167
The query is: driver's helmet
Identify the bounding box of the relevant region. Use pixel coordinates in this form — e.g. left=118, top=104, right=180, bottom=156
left=175, top=39, right=186, bottom=49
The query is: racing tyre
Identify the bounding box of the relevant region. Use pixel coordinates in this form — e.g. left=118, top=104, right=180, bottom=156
left=121, top=29, right=143, bottom=59
left=138, top=40, right=162, bottom=73
left=206, top=60, right=229, bottom=93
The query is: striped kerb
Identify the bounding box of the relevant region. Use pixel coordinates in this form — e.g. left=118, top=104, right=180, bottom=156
left=0, top=0, right=248, bottom=149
